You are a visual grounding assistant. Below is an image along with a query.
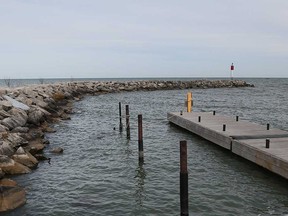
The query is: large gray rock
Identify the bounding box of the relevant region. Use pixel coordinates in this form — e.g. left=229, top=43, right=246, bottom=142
left=0, top=155, right=31, bottom=175
left=0, top=101, right=13, bottom=111
left=3, top=95, right=30, bottom=111
left=0, top=110, right=11, bottom=119
left=12, top=147, right=38, bottom=169
left=0, top=133, right=28, bottom=156
left=6, top=133, right=28, bottom=147
left=15, top=95, right=33, bottom=106
left=0, top=179, right=26, bottom=212
left=27, top=107, right=47, bottom=125
left=11, top=126, right=29, bottom=133
left=0, top=141, right=15, bottom=156
left=50, top=147, right=64, bottom=154
left=0, top=125, right=8, bottom=132
left=1, top=108, right=28, bottom=130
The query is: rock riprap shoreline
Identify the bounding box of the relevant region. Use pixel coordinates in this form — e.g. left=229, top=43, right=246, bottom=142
left=0, top=79, right=253, bottom=212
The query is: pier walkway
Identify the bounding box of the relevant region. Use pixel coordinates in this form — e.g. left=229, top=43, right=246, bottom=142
left=168, top=111, right=288, bottom=179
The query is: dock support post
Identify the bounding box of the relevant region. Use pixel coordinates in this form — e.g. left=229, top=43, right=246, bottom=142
left=236, top=116, right=239, bottom=122
left=198, top=116, right=201, bottom=122
left=213, top=111, right=216, bottom=115
left=267, top=124, right=270, bottom=130
left=119, top=102, right=123, bottom=132
left=126, top=105, right=130, bottom=139
left=223, top=124, right=226, bottom=131
left=180, top=140, right=189, bottom=216
left=266, top=139, right=270, bottom=148
left=138, top=114, right=144, bottom=163
left=187, top=92, right=192, bottom=113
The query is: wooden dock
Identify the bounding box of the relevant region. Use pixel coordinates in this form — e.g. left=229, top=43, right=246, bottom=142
left=167, top=111, right=288, bottom=179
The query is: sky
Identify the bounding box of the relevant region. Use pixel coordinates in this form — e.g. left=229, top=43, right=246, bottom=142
left=0, top=0, right=288, bottom=79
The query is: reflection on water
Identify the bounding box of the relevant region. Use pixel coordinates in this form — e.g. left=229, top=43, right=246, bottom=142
left=134, top=163, right=146, bottom=207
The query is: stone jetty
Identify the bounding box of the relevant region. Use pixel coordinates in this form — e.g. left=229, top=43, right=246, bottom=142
left=0, top=79, right=253, bottom=212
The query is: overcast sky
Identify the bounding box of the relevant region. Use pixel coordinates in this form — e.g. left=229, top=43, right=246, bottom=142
left=0, top=0, right=287, bottom=79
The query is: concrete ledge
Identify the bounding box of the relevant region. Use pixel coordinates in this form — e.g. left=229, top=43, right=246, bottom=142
left=232, top=138, right=288, bottom=179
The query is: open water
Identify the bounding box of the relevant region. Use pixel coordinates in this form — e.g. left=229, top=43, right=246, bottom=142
left=3, top=78, right=288, bottom=216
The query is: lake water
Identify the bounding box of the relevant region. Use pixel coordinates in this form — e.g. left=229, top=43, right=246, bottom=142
left=3, top=78, right=288, bottom=216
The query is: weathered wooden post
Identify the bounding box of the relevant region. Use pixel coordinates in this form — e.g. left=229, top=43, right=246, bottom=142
left=236, top=116, right=239, bottom=122
left=180, top=140, right=189, bottom=216
left=213, top=111, right=216, bottom=115
left=223, top=124, right=226, bottom=131
left=187, top=92, right=192, bottom=113
left=198, top=116, right=201, bottom=122
left=267, top=124, right=270, bottom=130
left=119, top=102, right=123, bottom=132
left=126, top=105, right=130, bottom=139
left=138, top=114, right=144, bottom=163
left=266, top=139, right=270, bottom=148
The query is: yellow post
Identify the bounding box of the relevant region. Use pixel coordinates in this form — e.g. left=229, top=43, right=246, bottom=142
left=187, top=92, right=192, bottom=112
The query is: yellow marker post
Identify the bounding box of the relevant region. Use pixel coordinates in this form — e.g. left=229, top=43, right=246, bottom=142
left=187, top=92, right=192, bottom=112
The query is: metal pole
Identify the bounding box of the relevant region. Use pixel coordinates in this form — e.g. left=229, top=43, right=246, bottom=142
left=180, top=140, right=189, bottom=216
left=138, top=114, right=144, bottom=163
left=126, top=105, right=130, bottom=139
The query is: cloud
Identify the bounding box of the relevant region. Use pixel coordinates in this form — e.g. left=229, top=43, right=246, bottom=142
left=1, top=0, right=288, bottom=78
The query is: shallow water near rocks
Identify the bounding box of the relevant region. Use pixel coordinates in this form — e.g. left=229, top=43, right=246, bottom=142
left=4, top=78, right=288, bottom=216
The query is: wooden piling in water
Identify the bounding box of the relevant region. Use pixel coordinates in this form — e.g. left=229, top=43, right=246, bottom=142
left=138, top=114, right=144, bottom=163
left=180, top=140, right=189, bottom=216
left=126, top=105, right=130, bottom=139
left=119, top=102, right=123, bottom=132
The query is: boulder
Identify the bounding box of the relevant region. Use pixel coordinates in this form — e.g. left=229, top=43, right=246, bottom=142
left=0, top=133, right=28, bottom=156
left=15, top=95, right=33, bottom=106
left=0, top=169, right=4, bottom=179
left=6, top=133, right=28, bottom=147
left=11, top=126, right=29, bottom=133
left=34, top=154, right=48, bottom=161
left=1, top=108, right=28, bottom=130
left=0, top=179, right=26, bottom=212
left=0, top=155, right=31, bottom=175
left=0, top=125, right=8, bottom=132
left=26, top=139, right=45, bottom=155
left=12, top=147, right=38, bottom=169
left=0, top=100, right=13, bottom=111
left=2, top=95, right=30, bottom=111
left=28, top=128, right=45, bottom=140
left=50, top=147, right=64, bottom=154
left=32, top=98, right=48, bottom=109
left=0, top=110, right=11, bottom=119
left=0, top=179, right=17, bottom=186
left=0, top=141, right=15, bottom=156
left=27, top=107, right=48, bottom=125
